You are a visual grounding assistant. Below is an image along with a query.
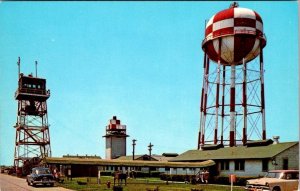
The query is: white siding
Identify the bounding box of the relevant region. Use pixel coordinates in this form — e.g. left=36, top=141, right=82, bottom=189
left=111, top=137, right=126, bottom=159
left=170, top=168, right=201, bottom=175
left=105, top=137, right=126, bottom=159
left=274, top=144, right=299, bottom=170
left=217, top=147, right=299, bottom=178
left=105, top=138, right=112, bottom=159
left=219, top=159, right=270, bottom=177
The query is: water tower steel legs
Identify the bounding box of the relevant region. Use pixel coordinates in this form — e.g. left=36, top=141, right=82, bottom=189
left=220, top=65, right=226, bottom=145
left=260, top=46, right=266, bottom=140
left=242, top=58, right=247, bottom=145
left=198, top=55, right=266, bottom=148
left=198, top=54, right=210, bottom=149
left=214, top=38, right=222, bottom=145
left=229, top=65, right=236, bottom=147
left=203, top=57, right=210, bottom=145
left=214, top=60, right=220, bottom=145
left=198, top=53, right=206, bottom=149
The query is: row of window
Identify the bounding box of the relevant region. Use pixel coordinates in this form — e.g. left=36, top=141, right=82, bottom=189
left=21, top=83, right=45, bottom=90
left=220, top=159, right=289, bottom=171
left=178, top=168, right=197, bottom=171
left=104, top=166, right=197, bottom=172
left=220, top=160, right=245, bottom=171
left=104, top=159, right=289, bottom=172
left=220, top=159, right=266, bottom=171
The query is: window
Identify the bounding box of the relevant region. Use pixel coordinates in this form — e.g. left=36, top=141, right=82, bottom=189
left=262, top=159, right=269, bottom=171
left=283, top=158, right=288, bottom=170
left=150, top=167, right=156, bottom=171
left=165, top=167, right=170, bottom=171
left=235, top=160, right=245, bottom=171
left=220, top=160, right=230, bottom=170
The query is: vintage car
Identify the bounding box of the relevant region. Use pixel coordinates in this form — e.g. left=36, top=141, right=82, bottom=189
left=26, top=167, right=55, bottom=187
left=245, top=170, right=299, bottom=191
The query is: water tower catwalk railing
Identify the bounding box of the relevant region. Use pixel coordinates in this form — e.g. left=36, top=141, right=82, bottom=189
left=198, top=3, right=267, bottom=149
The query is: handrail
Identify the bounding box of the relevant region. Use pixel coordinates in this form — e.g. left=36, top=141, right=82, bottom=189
left=106, top=125, right=126, bottom=130
left=15, top=88, right=50, bottom=96
left=202, top=30, right=266, bottom=46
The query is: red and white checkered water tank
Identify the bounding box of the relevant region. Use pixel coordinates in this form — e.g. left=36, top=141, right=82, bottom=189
left=202, top=3, right=266, bottom=65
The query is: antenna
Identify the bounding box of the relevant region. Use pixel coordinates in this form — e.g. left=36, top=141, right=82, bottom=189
left=35, top=61, right=38, bottom=77
left=17, top=57, right=20, bottom=79
left=229, top=2, right=239, bottom=8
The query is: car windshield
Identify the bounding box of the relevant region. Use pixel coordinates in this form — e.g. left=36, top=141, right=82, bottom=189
left=265, top=172, right=283, bottom=179
left=35, top=168, right=51, bottom=175
left=265, top=172, right=299, bottom=180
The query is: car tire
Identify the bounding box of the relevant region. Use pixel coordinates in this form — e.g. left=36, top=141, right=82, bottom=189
left=272, top=187, right=281, bottom=191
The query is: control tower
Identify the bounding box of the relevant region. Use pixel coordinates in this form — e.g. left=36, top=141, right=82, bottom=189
left=14, top=58, right=51, bottom=169
left=103, top=116, right=129, bottom=159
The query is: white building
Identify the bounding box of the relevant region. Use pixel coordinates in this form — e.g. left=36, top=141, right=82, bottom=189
left=170, top=140, right=299, bottom=177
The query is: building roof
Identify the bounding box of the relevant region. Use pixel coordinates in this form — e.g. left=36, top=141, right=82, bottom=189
left=162, top=153, right=179, bottom=157
left=62, top=154, right=101, bottom=159
left=43, top=157, right=215, bottom=168
left=170, top=142, right=298, bottom=162
left=116, top=154, right=173, bottom=162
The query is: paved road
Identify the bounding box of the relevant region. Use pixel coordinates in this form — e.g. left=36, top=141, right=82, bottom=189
left=0, top=173, right=73, bottom=191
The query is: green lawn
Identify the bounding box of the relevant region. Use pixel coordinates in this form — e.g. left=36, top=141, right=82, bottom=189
left=57, top=176, right=245, bottom=191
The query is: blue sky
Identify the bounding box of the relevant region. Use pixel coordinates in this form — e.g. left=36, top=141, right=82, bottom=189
left=0, top=2, right=298, bottom=166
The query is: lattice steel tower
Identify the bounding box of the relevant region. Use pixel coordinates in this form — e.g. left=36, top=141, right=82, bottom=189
left=14, top=57, right=51, bottom=168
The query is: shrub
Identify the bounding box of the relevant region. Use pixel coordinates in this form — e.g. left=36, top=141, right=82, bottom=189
left=113, top=185, right=123, bottom=191
left=101, top=171, right=113, bottom=176
left=104, top=170, right=160, bottom=178
left=131, top=171, right=162, bottom=178
left=135, top=171, right=148, bottom=178
left=160, top=174, right=256, bottom=185
left=150, top=171, right=161, bottom=178
left=160, top=174, right=196, bottom=182
left=214, top=176, right=258, bottom=186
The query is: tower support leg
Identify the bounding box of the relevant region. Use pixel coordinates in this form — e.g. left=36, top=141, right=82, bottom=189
left=229, top=65, right=236, bottom=147
left=260, top=46, right=266, bottom=140
left=242, top=58, right=247, bottom=145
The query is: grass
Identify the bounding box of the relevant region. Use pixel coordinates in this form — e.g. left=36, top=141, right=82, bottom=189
left=57, top=176, right=245, bottom=191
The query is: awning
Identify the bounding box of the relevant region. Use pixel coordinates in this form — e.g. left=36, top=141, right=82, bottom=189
left=44, top=157, right=215, bottom=168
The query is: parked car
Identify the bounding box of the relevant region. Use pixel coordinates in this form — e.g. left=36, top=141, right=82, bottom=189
left=245, top=170, right=299, bottom=191
left=26, top=167, right=55, bottom=187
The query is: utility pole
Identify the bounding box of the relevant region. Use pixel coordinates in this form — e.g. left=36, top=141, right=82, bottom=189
left=35, top=61, right=38, bottom=77
left=148, top=142, right=154, bottom=177
left=132, top=139, right=136, bottom=160
left=148, top=142, right=153, bottom=160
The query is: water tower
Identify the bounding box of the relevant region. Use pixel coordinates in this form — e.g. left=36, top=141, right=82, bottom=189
left=14, top=58, right=51, bottom=169
left=198, top=2, right=267, bottom=149
left=103, top=116, right=129, bottom=159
